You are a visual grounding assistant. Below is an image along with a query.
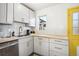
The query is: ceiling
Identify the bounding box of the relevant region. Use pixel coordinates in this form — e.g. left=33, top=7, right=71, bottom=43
left=24, top=3, right=58, bottom=11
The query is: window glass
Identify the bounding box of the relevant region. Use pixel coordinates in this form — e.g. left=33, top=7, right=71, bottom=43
left=40, top=15, right=47, bottom=21
left=39, top=15, right=47, bottom=30
left=73, top=28, right=79, bottom=34
left=73, top=12, right=79, bottom=35
left=73, top=21, right=78, bottom=28
left=73, top=12, right=79, bottom=20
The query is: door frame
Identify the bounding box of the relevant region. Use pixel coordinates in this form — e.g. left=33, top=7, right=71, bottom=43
left=68, top=6, right=79, bottom=56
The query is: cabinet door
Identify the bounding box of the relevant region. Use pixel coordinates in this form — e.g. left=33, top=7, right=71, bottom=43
left=26, top=8, right=30, bottom=23
left=26, top=37, right=33, bottom=55
left=34, top=37, right=41, bottom=54
left=29, top=10, right=36, bottom=27
left=19, top=38, right=28, bottom=56
left=41, top=38, right=49, bottom=56
left=14, top=3, right=23, bottom=22
left=22, top=5, right=29, bottom=23
left=19, top=5, right=26, bottom=23
left=0, top=3, right=6, bottom=23
left=14, top=3, right=29, bottom=23
left=7, top=3, right=13, bottom=24
left=29, top=37, right=33, bottom=54
left=19, top=37, right=33, bottom=56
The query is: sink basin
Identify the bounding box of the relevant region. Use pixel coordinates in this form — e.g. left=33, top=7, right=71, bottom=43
left=17, top=35, right=27, bottom=37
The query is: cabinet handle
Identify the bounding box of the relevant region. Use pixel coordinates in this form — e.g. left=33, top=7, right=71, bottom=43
left=55, top=47, right=62, bottom=50
left=21, top=18, right=24, bottom=21
left=55, top=40, right=62, bottom=42
left=21, top=18, right=24, bottom=19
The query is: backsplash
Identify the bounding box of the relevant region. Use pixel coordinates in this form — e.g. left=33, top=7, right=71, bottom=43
left=0, top=22, right=31, bottom=37
left=0, top=25, right=12, bottom=37
left=12, top=22, right=26, bottom=36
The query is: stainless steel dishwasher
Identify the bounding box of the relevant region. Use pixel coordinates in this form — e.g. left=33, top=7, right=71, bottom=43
left=0, top=40, right=19, bottom=56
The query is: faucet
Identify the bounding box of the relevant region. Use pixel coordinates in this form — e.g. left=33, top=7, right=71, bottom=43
left=19, top=26, right=22, bottom=37
left=8, top=29, right=12, bottom=37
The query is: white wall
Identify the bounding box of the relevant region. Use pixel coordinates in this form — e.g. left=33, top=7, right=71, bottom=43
left=36, top=3, right=79, bottom=35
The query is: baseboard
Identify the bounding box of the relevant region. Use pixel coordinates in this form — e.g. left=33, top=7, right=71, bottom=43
left=29, top=52, right=42, bottom=56
left=29, top=52, right=34, bottom=56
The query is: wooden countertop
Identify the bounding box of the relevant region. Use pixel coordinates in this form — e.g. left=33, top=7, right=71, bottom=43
left=0, top=36, right=31, bottom=44
left=0, top=37, right=19, bottom=44
left=0, top=34, right=68, bottom=44
left=31, top=34, right=68, bottom=40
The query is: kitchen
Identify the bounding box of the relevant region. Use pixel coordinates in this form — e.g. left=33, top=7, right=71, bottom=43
left=0, top=3, right=79, bottom=56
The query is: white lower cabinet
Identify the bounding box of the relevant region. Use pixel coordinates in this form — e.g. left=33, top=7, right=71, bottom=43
left=41, top=38, right=49, bottom=56
left=19, top=36, right=68, bottom=56
left=50, top=50, right=66, bottom=56
left=34, top=36, right=68, bottom=56
left=49, top=39, right=68, bottom=56
left=19, top=36, right=33, bottom=56
left=34, top=37, right=41, bottom=55
left=34, top=37, right=49, bottom=56
left=19, top=37, right=27, bottom=56
left=26, top=36, right=33, bottom=55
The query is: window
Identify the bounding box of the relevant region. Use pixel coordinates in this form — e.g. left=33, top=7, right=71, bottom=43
left=73, top=12, right=79, bottom=35
left=39, top=15, right=47, bottom=30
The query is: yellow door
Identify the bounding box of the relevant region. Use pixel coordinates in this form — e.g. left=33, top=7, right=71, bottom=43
left=68, top=6, right=79, bottom=56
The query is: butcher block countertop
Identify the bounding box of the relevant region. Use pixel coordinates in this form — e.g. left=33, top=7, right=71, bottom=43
left=0, top=37, right=19, bottom=44
left=0, top=36, right=31, bottom=44
left=0, top=34, right=68, bottom=44
left=31, top=34, right=68, bottom=40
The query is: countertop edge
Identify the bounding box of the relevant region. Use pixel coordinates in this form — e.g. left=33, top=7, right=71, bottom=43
left=31, top=34, right=68, bottom=40
left=0, top=34, right=68, bottom=44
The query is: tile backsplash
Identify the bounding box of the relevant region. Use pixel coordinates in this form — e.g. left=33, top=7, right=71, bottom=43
left=12, top=22, right=26, bottom=36
left=0, top=25, right=12, bottom=37
left=0, top=22, right=30, bottom=37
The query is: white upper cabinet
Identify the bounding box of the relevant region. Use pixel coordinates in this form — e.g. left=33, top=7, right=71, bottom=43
left=0, top=3, right=7, bottom=23
left=0, top=3, right=35, bottom=24
left=14, top=3, right=29, bottom=23
left=22, top=5, right=29, bottom=23
left=0, top=3, right=13, bottom=24
left=29, top=10, right=36, bottom=27
left=7, top=3, right=13, bottom=24
left=14, top=3, right=24, bottom=22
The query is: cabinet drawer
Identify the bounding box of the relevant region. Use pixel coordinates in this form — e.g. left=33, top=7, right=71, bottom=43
left=50, top=39, right=68, bottom=43
left=50, top=50, right=68, bottom=56
left=49, top=39, right=68, bottom=45
left=50, top=43, right=68, bottom=54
